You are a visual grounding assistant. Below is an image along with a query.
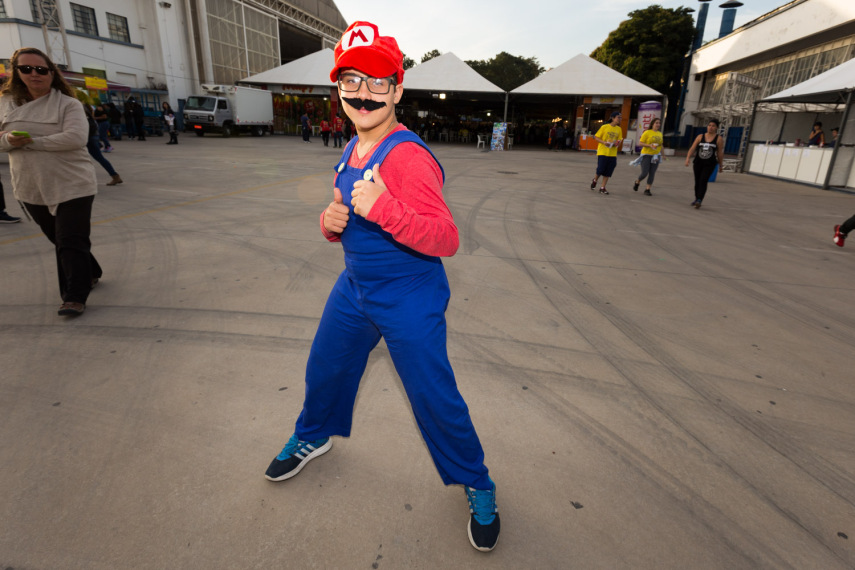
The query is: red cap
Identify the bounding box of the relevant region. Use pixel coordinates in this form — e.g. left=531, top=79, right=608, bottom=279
left=330, top=21, right=404, bottom=84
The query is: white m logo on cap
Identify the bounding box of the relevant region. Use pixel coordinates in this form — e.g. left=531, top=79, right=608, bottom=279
left=342, top=25, right=375, bottom=50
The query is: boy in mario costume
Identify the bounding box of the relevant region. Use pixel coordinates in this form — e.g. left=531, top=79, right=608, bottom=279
left=264, top=21, right=500, bottom=552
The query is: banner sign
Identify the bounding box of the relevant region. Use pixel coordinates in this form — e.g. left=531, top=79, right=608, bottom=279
left=85, top=76, right=107, bottom=90
left=491, top=122, right=507, bottom=151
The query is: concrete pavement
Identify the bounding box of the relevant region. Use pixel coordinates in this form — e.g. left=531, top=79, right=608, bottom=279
left=1, top=132, right=854, bottom=569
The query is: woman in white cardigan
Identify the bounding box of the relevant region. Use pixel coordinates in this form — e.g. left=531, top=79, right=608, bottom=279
left=0, top=47, right=102, bottom=316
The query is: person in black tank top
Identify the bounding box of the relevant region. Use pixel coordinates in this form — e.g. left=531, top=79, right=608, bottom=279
left=685, top=119, right=724, bottom=209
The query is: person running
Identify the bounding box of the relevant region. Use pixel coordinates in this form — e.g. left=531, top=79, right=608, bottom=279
left=833, top=214, right=855, bottom=247
left=633, top=117, right=663, bottom=196
left=685, top=119, right=724, bottom=209
left=590, top=111, right=623, bottom=195
left=263, top=20, right=500, bottom=553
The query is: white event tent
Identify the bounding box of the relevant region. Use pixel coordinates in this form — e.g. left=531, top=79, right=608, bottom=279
left=747, top=57, right=855, bottom=189
left=241, top=49, right=504, bottom=99
left=511, top=54, right=661, bottom=98
left=403, top=52, right=504, bottom=96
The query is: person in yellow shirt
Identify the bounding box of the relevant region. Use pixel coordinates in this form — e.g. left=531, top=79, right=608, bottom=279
left=590, top=111, right=623, bottom=195
left=633, top=117, right=663, bottom=196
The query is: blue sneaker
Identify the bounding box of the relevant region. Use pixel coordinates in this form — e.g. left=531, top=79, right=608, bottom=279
left=264, top=434, right=331, bottom=482
left=466, top=478, right=500, bottom=551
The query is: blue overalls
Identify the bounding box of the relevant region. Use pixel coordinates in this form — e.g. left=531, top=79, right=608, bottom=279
left=294, top=130, right=491, bottom=489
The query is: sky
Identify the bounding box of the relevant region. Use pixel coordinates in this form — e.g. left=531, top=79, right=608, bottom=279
left=331, top=0, right=794, bottom=70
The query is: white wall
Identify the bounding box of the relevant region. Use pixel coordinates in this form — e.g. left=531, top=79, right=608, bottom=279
left=0, top=0, right=197, bottom=106
left=692, top=0, right=855, bottom=74
left=150, top=1, right=198, bottom=104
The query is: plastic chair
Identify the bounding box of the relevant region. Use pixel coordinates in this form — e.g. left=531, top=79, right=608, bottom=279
left=477, top=134, right=486, bottom=149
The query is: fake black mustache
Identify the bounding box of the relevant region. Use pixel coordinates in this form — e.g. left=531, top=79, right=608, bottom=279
left=343, top=97, right=387, bottom=111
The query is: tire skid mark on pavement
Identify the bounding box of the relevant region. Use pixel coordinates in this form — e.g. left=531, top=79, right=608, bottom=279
left=554, top=194, right=855, bottom=563
left=500, top=187, right=855, bottom=567
left=493, top=191, right=812, bottom=565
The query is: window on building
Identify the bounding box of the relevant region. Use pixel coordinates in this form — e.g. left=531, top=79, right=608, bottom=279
left=30, top=0, right=60, bottom=26
left=82, top=66, right=105, bottom=79
left=206, top=0, right=278, bottom=85
left=107, top=13, right=130, bottom=43
left=764, top=59, right=794, bottom=98
left=789, top=53, right=818, bottom=86
left=70, top=3, right=98, bottom=36
left=815, top=46, right=849, bottom=76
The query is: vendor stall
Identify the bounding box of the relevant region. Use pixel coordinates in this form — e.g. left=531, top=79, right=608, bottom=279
left=745, top=57, right=855, bottom=189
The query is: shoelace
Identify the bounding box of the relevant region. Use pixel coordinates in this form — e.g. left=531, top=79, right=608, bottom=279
left=466, top=486, right=497, bottom=525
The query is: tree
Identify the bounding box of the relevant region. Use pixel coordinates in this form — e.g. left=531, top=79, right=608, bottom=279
left=421, top=49, right=442, bottom=63
left=591, top=5, right=695, bottom=100
left=402, top=53, right=416, bottom=70
left=465, top=52, right=544, bottom=92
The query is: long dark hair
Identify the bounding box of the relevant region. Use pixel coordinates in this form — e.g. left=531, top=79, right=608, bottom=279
left=0, top=47, right=76, bottom=105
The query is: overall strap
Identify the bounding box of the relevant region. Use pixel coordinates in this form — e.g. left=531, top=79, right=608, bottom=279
left=365, top=130, right=445, bottom=183
left=333, top=136, right=361, bottom=175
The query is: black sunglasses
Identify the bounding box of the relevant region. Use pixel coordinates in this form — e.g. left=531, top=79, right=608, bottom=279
left=17, top=65, right=51, bottom=76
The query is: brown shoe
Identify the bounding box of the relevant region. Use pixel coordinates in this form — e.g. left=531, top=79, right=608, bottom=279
left=58, top=302, right=85, bottom=316
left=107, top=174, right=123, bottom=186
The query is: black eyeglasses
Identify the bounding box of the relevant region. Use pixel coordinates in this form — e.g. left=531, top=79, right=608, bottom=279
left=338, top=73, right=395, bottom=94
left=17, top=65, right=51, bottom=76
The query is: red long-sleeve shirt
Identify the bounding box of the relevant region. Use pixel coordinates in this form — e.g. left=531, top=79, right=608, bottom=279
left=321, top=125, right=459, bottom=257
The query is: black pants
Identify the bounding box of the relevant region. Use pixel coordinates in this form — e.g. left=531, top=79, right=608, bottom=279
left=840, top=214, right=855, bottom=235
left=693, top=161, right=717, bottom=202
left=302, top=127, right=310, bottom=142
left=24, top=196, right=102, bottom=304
left=0, top=176, right=7, bottom=211
left=135, top=119, right=146, bottom=140
left=322, top=131, right=330, bottom=146
left=168, top=129, right=178, bottom=144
